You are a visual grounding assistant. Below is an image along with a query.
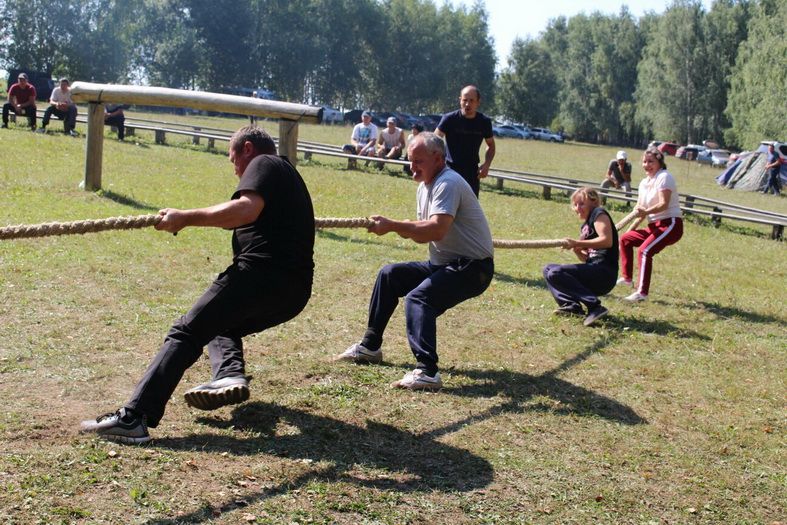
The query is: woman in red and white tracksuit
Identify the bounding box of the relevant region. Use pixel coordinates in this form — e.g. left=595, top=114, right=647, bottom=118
left=618, top=147, right=683, bottom=302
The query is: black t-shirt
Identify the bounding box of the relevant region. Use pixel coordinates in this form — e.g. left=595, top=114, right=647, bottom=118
left=232, top=155, right=314, bottom=278
left=437, top=109, right=493, bottom=175
left=608, top=160, right=632, bottom=184
left=581, top=206, right=618, bottom=270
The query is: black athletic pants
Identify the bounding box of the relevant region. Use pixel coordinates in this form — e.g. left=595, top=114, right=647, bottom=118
left=126, top=262, right=312, bottom=427
left=2, top=103, right=36, bottom=128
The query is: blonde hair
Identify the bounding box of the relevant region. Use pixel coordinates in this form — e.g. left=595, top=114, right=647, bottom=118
left=571, top=186, right=601, bottom=206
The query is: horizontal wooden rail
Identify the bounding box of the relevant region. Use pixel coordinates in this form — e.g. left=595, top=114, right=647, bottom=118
left=70, top=82, right=322, bottom=123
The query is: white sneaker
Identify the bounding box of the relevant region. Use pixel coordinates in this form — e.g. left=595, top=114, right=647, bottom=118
left=333, top=343, right=383, bottom=364
left=391, top=369, right=442, bottom=391
left=623, top=292, right=648, bottom=302
left=616, top=277, right=632, bottom=286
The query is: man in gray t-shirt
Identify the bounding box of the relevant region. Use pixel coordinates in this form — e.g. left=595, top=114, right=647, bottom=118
left=334, top=133, right=494, bottom=390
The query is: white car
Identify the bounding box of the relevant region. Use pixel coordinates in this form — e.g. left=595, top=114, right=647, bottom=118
left=530, top=127, right=564, bottom=142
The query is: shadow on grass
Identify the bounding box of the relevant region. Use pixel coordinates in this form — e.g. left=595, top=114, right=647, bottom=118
left=600, top=314, right=711, bottom=340
left=316, top=229, right=414, bottom=251
left=431, top=335, right=647, bottom=439
left=97, top=189, right=161, bottom=212
left=693, top=300, right=786, bottom=326
left=493, top=270, right=549, bottom=290
left=149, top=401, right=493, bottom=524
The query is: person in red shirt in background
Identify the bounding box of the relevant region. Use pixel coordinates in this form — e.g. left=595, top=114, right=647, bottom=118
left=2, top=73, right=37, bottom=130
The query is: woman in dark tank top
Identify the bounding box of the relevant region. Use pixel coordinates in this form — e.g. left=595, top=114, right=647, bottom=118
left=542, top=187, right=618, bottom=327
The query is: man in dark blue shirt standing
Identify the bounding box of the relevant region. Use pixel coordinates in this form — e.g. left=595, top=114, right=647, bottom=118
left=435, top=85, right=495, bottom=197
left=763, top=143, right=782, bottom=196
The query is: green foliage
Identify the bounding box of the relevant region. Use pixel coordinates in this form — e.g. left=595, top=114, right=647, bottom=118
left=726, top=0, right=787, bottom=148
left=497, top=38, right=559, bottom=126
left=0, top=1, right=780, bottom=148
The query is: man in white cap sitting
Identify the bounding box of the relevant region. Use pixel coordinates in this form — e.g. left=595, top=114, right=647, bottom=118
left=601, top=150, right=632, bottom=201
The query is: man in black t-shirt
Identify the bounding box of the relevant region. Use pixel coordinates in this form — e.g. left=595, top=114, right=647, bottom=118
left=435, top=85, right=495, bottom=197
left=81, top=126, right=315, bottom=444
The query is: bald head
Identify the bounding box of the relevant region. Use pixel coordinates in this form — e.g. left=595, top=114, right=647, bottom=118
left=459, top=86, right=481, bottom=118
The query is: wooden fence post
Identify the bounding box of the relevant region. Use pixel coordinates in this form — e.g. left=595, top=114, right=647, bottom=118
left=685, top=195, right=695, bottom=215
left=542, top=186, right=552, bottom=200
left=192, top=127, right=201, bottom=145
left=83, top=102, right=105, bottom=191
left=771, top=224, right=783, bottom=240
left=496, top=177, right=504, bottom=190
left=279, top=119, right=299, bottom=165
left=711, top=206, right=722, bottom=227
left=155, top=129, right=166, bottom=144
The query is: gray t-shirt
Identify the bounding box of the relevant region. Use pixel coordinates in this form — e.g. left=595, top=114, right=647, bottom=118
left=417, top=167, right=494, bottom=265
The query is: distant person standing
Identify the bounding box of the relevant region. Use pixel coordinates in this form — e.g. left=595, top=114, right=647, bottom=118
left=763, top=143, right=782, bottom=196
left=39, top=77, right=78, bottom=136
left=2, top=73, right=37, bottom=130
left=249, top=90, right=259, bottom=125
left=435, top=85, right=495, bottom=197
left=601, top=150, right=632, bottom=200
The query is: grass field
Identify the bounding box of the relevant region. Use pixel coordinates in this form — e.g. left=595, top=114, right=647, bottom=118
left=0, top=116, right=784, bottom=524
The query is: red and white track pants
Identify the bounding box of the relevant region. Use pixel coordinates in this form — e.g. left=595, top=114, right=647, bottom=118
left=619, top=217, right=683, bottom=296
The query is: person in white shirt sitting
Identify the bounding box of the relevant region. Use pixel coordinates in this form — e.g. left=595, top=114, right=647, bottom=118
left=40, top=78, right=78, bottom=136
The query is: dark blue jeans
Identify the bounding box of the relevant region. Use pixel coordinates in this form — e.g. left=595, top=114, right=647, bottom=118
left=543, top=262, right=616, bottom=310
left=362, top=258, right=494, bottom=375
left=42, top=105, right=78, bottom=131
left=126, top=263, right=312, bottom=427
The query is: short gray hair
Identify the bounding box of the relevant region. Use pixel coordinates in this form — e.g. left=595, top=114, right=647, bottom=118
left=230, top=125, right=276, bottom=155
left=409, top=132, right=446, bottom=158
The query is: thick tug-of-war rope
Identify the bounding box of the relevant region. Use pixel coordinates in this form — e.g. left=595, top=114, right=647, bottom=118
left=0, top=210, right=641, bottom=247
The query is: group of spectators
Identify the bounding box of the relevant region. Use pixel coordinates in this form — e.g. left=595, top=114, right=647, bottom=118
left=2, top=73, right=126, bottom=139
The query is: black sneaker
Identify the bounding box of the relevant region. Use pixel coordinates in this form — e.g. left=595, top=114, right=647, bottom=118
left=183, top=376, right=250, bottom=411
left=583, top=305, right=609, bottom=326
left=80, top=407, right=150, bottom=444
left=553, top=304, right=584, bottom=316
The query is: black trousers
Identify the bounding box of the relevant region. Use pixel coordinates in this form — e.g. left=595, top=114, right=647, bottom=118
left=448, top=162, right=480, bottom=197
left=543, top=262, right=616, bottom=310
left=42, top=105, right=78, bottom=131
left=105, top=115, right=125, bottom=139
left=126, top=262, right=312, bottom=427
left=2, top=103, right=36, bottom=128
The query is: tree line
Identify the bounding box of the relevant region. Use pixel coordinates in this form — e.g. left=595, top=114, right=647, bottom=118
left=499, top=0, right=785, bottom=149
left=0, top=0, right=783, bottom=150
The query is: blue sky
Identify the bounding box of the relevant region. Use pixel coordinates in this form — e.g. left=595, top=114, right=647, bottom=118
left=445, top=0, right=715, bottom=68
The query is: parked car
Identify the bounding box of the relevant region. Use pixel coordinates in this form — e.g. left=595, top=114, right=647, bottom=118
left=320, top=106, right=344, bottom=125
left=493, top=124, right=525, bottom=139
left=657, top=142, right=679, bottom=156
left=530, top=127, right=564, bottom=142
left=697, top=148, right=731, bottom=167
left=511, top=124, right=533, bottom=139
left=676, top=145, right=704, bottom=160
left=418, top=114, right=442, bottom=131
